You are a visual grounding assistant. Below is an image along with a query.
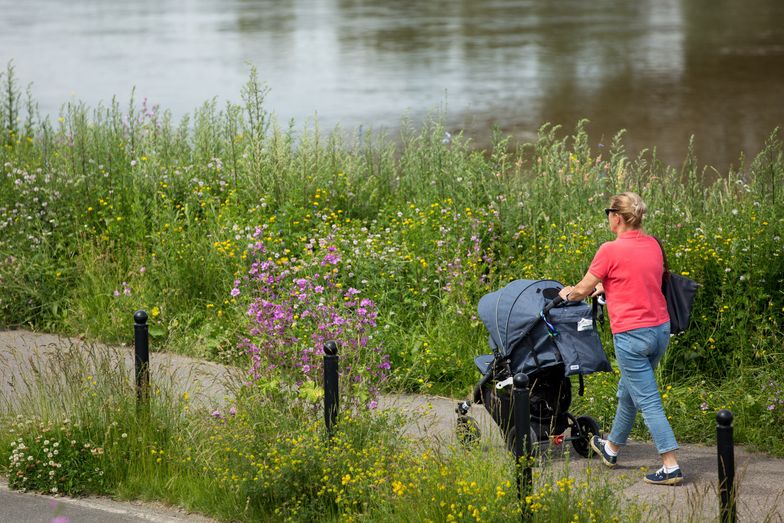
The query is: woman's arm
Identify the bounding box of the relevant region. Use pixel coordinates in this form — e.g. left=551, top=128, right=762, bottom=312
left=558, top=271, right=603, bottom=301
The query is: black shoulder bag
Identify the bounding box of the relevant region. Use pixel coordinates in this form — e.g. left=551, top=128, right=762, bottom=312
left=654, top=236, right=698, bottom=334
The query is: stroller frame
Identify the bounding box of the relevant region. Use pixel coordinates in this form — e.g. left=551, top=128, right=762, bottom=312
left=456, top=280, right=607, bottom=457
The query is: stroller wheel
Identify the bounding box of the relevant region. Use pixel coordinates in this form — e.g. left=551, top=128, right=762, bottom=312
left=504, top=426, right=540, bottom=458
left=456, top=416, right=481, bottom=448
left=571, top=415, right=601, bottom=458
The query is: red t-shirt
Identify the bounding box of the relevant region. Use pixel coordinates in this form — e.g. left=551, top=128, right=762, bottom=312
left=588, top=231, right=670, bottom=334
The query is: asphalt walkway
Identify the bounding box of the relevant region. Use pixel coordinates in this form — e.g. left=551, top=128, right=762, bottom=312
left=2, top=330, right=783, bottom=522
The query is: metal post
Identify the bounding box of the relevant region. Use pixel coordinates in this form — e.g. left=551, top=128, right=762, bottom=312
left=133, top=310, right=150, bottom=407
left=513, top=372, right=532, bottom=504
left=323, top=341, right=339, bottom=435
left=717, top=409, right=736, bottom=523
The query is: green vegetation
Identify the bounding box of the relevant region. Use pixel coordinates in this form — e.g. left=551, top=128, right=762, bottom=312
left=1, top=344, right=649, bottom=522
left=1, top=61, right=783, bottom=518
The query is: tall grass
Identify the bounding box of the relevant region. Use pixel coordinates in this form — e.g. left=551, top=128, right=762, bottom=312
left=0, top=343, right=656, bottom=522
left=1, top=62, right=783, bottom=454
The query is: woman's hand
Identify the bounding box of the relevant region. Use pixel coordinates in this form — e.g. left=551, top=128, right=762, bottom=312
left=559, top=286, right=574, bottom=301
left=590, top=283, right=604, bottom=298
left=559, top=272, right=602, bottom=302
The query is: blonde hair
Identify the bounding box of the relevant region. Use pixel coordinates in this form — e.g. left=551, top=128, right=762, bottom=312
left=609, top=192, right=647, bottom=229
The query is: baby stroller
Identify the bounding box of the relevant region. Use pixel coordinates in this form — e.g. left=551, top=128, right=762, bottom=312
left=456, top=279, right=612, bottom=457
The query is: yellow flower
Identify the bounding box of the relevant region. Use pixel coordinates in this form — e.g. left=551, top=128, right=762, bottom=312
left=151, top=306, right=160, bottom=318
left=392, top=480, right=406, bottom=496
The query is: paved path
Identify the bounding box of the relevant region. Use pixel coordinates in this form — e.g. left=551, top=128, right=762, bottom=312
left=2, top=330, right=784, bottom=522
left=0, top=479, right=214, bottom=523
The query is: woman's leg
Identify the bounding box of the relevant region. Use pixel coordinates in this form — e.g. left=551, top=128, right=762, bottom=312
left=607, top=374, right=638, bottom=448
left=648, top=322, right=679, bottom=468
left=612, top=326, right=678, bottom=455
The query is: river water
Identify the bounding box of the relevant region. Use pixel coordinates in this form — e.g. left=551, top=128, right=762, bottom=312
left=1, top=0, right=783, bottom=170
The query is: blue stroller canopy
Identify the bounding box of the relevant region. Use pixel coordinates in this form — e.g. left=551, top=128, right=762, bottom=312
left=477, top=278, right=612, bottom=378
left=477, top=279, right=562, bottom=359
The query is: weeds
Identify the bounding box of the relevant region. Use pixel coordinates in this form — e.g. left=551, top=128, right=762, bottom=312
left=0, top=342, right=653, bottom=522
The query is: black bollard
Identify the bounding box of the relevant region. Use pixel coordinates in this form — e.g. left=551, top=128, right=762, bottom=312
left=717, top=409, right=736, bottom=523
left=133, top=310, right=150, bottom=407
left=513, top=372, right=532, bottom=504
left=323, top=341, right=339, bottom=435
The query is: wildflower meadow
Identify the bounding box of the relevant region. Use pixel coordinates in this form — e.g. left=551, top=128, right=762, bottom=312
left=1, top=61, right=783, bottom=520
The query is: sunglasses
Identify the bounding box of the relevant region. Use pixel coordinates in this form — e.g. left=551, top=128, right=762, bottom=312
left=604, top=208, right=619, bottom=216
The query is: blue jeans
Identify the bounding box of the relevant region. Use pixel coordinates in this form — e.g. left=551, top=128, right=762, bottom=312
left=608, top=322, right=679, bottom=454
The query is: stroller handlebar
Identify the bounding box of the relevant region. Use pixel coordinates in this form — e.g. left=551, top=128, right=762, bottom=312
left=543, top=289, right=605, bottom=315
left=542, top=295, right=564, bottom=315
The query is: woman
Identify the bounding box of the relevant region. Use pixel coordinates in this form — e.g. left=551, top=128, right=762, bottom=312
left=558, top=192, right=682, bottom=486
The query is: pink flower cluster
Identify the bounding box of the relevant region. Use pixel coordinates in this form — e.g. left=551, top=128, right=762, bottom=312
left=239, top=227, right=389, bottom=406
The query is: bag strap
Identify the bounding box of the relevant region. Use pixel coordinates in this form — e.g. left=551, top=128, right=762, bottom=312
left=591, top=295, right=605, bottom=328
left=652, top=235, right=670, bottom=282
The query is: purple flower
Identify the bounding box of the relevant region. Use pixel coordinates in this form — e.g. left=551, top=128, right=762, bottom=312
left=51, top=518, right=70, bottom=523
left=368, top=400, right=378, bottom=410
left=228, top=406, right=237, bottom=416
left=769, top=405, right=776, bottom=411
left=231, top=288, right=240, bottom=297
left=113, top=290, right=120, bottom=297
left=321, top=252, right=340, bottom=266
left=700, top=402, right=709, bottom=411
left=239, top=237, right=389, bottom=408
left=211, top=410, right=223, bottom=418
